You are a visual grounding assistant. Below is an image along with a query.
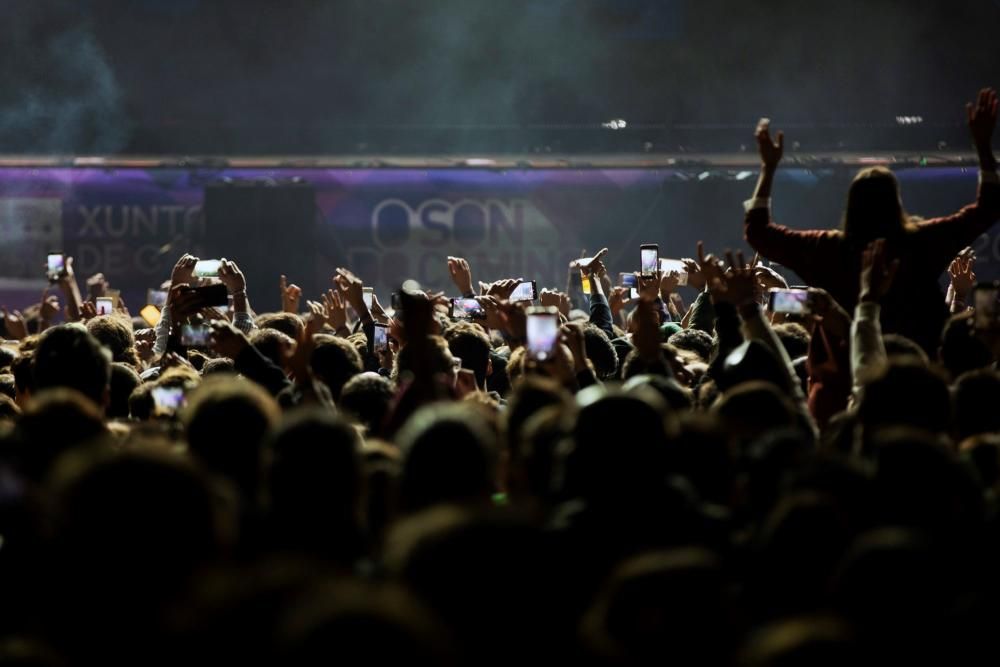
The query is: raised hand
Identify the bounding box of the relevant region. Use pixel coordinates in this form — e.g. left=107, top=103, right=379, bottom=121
left=539, top=288, right=570, bottom=317
left=560, top=321, right=589, bottom=373
left=79, top=301, right=97, bottom=321
left=168, top=283, right=200, bottom=323
left=217, top=259, right=247, bottom=295
left=300, top=301, right=328, bottom=336
left=333, top=267, right=368, bottom=319
left=280, top=275, right=302, bottom=313
left=369, top=292, right=389, bottom=324
left=85, top=272, right=108, bottom=300
left=56, top=256, right=76, bottom=284
left=209, top=320, right=251, bottom=360
left=948, top=247, right=976, bottom=300
left=478, top=295, right=507, bottom=332
left=636, top=269, right=662, bottom=303
left=968, top=88, right=998, bottom=162
left=682, top=257, right=705, bottom=291
left=754, top=264, right=788, bottom=291
left=709, top=250, right=757, bottom=306
left=447, top=256, right=474, bottom=296
left=608, top=286, right=630, bottom=316
left=859, top=239, right=900, bottom=304
left=322, top=288, right=348, bottom=331
left=807, top=287, right=851, bottom=339
left=756, top=118, right=784, bottom=170
left=495, top=300, right=527, bottom=346
left=570, top=248, right=609, bottom=273
left=659, top=271, right=681, bottom=299
left=39, top=294, right=61, bottom=323
left=304, top=301, right=327, bottom=337
left=482, top=278, right=521, bottom=301
left=1, top=308, right=28, bottom=340
left=695, top=241, right=725, bottom=290
left=170, top=254, right=199, bottom=289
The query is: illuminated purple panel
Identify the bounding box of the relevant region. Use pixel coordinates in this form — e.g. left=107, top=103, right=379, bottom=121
left=0, top=166, right=986, bottom=312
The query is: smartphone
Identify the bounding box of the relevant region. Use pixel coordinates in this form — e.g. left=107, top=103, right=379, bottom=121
left=187, top=283, right=229, bottom=308
left=95, top=297, right=114, bottom=316
left=659, top=259, right=689, bottom=286
left=526, top=306, right=560, bottom=361
left=372, top=323, right=389, bottom=354
left=181, top=323, right=211, bottom=348
left=151, top=386, right=186, bottom=414
left=509, top=280, right=538, bottom=303
left=640, top=244, right=659, bottom=277
left=974, top=283, right=999, bottom=330
left=362, top=287, right=374, bottom=311
left=193, top=259, right=222, bottom=278
left=450, top=297, right=485, bottom=320
left=619, top=273, right=640, bottom=301
left=768, top=288, right=812, bottom=315
left=147, top=288, right=168, bottom=308
left=580, top=271, right=592, bottom=295
left=46, top=252, right=65, bottom=282
left=140, top=305, right=161, bottom=327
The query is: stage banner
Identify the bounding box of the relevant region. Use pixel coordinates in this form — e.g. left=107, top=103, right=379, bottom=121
left=0, top=166, right=988, bottom=312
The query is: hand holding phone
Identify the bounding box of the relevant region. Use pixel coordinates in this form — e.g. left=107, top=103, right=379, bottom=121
left=570, top=248, right=609, bottom=272
left=450, top=297, right=486, bottom=320
left=509, top=280, right=537, bottom=303
left=526, top=306, right=560, bottom=361
left=46, top=253, right=65, bottom=282
left=95, top=297, right=114, bottom=316
left=768, top=288, right=812, bottom=315
left=372, top=322, right=389, bottom=354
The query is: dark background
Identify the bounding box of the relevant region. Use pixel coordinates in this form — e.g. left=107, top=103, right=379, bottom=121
left=2, top=0, right=999, bottom=155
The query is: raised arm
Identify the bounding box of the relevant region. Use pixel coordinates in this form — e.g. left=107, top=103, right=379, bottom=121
left=850, top=239, right=898, bottom=401
left=751, top=118, right=783, bottom=204
left=915, top=88, right=1000, bottom=255
left=971, top=88, right=999, bottom=173
left=743, top=120, right=832, bottom=270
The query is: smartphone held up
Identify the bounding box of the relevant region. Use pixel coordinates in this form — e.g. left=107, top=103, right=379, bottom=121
left=768, top=288, right=812, bottom=315
left=509, top=280, right=537, bottom=303
left=46, top=252, right=65, bottom=282
left=640, top=244, right=659, bottom=277
left=526, top=306, right=560, bottom=361
left=450, top=297, right=485, bottom=321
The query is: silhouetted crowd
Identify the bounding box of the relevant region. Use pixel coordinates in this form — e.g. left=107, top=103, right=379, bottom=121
left=0, top=89, right=998, bottom=666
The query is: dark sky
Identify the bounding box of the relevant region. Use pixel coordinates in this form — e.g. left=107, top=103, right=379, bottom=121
left=2, top=0, right=998, bottom=154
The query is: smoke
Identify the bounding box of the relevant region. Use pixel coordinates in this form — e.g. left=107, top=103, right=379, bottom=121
left=0, top=2, right=130, bottom=154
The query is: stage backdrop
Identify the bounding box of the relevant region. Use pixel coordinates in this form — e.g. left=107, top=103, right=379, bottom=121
left=0, top=166, right=992, bottom=312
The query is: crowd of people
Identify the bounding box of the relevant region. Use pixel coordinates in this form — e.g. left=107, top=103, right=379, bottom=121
left=0, top=88, right=997, bottom=665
